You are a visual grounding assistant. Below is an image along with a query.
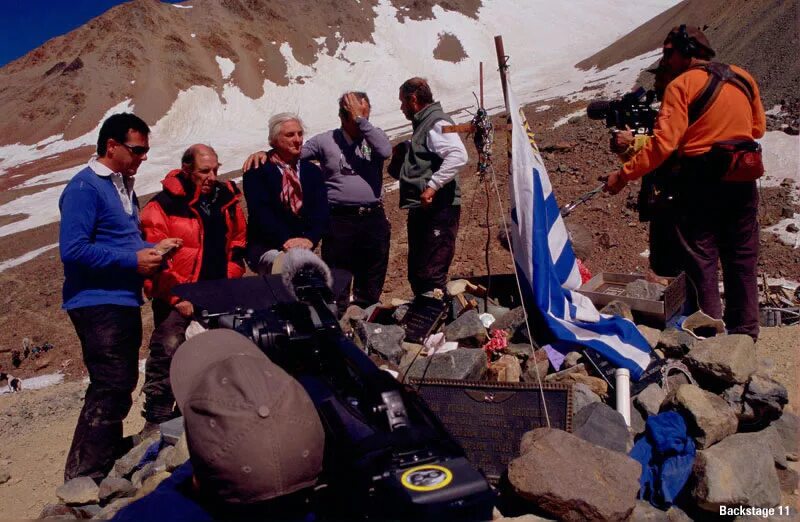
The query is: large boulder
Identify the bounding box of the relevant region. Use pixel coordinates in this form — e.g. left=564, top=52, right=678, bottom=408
left=508, top=428, right=641, bottom=521
left=98, top=476, right=136, bottom=503
left=657, top=328, right=695, bottom=358
left=668, top=384, right=738, bottom=449
left=691, top=432, right=781, bottom=511
left=111, top=435, right=160, bottom=478
left=403, top=348, right=487, bottom=381
left=522, top=349, right=551, bottom=383
left=444, top=309, right=488, bottom=347
left=573, top=402, right=631, bottom=453
left=685, top=335, right=757, bottom=387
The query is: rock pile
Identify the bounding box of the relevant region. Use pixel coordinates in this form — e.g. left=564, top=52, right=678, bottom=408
left=42, top=281, right=796, bottom=520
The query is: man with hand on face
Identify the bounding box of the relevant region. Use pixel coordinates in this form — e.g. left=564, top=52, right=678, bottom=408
left=243, top=92, right=392, bottom=306
left=139, top=144, right=247, bottom=435
left=389, top=77, right=468, bottom=297
left=243, top=113, right=329, bottom=275
left=59, top=112, right=182, bottom=482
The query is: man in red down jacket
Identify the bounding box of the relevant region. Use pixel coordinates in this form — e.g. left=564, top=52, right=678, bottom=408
left=140, top=144, right=246, bottom=434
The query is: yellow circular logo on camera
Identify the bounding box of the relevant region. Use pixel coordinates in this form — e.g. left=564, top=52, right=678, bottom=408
left=400, top=464, right=453, bottom=491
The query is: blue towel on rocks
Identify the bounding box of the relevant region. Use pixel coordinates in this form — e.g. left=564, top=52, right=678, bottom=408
left=629, top=411, right=696, bottom=508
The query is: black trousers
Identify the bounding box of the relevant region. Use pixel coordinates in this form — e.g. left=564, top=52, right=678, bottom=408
left=322, top=208, right=391, bottom=307
left=65, top=304, right=142, bottom=482
left=675, top=181, right=760, bottom=338
left=407, top=204, right=461, bottom=296
left=649, top=217, right=683, bottom=277
left=142, top=299, right=191, bottom=424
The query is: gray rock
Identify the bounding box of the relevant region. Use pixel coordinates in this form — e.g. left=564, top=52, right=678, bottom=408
left=398, top=342, right=424, bottom=377
left=771, top=412, right=800, bottom=461
left=446, top=279, right=469, bottom=296
left=155, top=445, right=175, bottom=470
left=630, top=500, right=669, bottom=521
left=600, top=300, right=634, bottom=321
left=686, top=334, right=757, bottom=387
left=657, top=328, right=695, bottom=358
left=743, top=374, right=788, bottom=424
left=159, top=416, right=184, bottom=446
left=665, top=506, right=692, bottom=522
left=634, top=383, right=667, bottom=417
left=492, top=306, right=531, bottom=342
left=339, top=304, right=365, bottom=334
left=572, top=383, right=601, bottom=416
left=637, top=325, right=661, bottom=349
left=73, top=503, right=102, bottom=518
left=38, top=503, right=80, bottom=519
left=626, top=279, right=665, bottom=301
left=98, top=476, right=136, bottom=502
left=112, top=435, right=160, bottom=478
left=691, top=432, right=781, bottom=511
left=508, top=428, right=641, bottom=521
left=573, top=402, right=631, bottom=453
left=94, top=498, right=134, bottom=520
left=404, top=348, right=488, bottom=381
left=522, top=349, right=551, bottom=383
left=56, top=477, right=100, bottom=506
left=444, top=310, right=488, bottom=347
left=737, top=426, right=788, bottom=469
left=0, top=467, right=9, bottom=485
left=495, top=514, right=555, bottom=522
left=362, top=323, right=406, bottom=365
left=487, top=304, right=511, bottom=322
left=669, top=384, right=738, bottom=449
left=563, top=351, right=582, bottom=368
left=721, top=384, right=745, bottom=416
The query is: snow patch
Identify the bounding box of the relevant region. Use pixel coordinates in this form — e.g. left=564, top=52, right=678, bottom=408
left=216, top=56, right=235, bottom=80
left=765, top=214, right=800, bottom=249
left=554, top=109, right=586, bottom=128
left=0, top=372, right=64, bottom=395
left=0, top=242, right=58, bottom=273
left=759, top=131, right=800, bottom=201
left=173, top=4, right=193, bottom=8
left=191, top=33, right=196, bottom=38
left=535, top=105, right=551, bottom=112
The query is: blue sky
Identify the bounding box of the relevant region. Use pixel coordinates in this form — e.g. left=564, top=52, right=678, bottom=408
left=0, top=1, right=182, bottom=67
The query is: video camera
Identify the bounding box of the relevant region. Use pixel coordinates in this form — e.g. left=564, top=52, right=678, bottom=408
left=587, top=86, right=658, bottom=135
left=173, top=250, right=494, bottom=521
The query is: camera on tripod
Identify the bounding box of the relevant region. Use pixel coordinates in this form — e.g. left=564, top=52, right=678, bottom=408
left=587, top=86, right=658, bottom=135
left=173, top=249, right=494, bottom=521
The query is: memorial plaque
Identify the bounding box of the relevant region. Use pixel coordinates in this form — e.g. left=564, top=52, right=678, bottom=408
left=401, top=296, right=448, bottom=344
left=409, top=379, right=572, bottom=482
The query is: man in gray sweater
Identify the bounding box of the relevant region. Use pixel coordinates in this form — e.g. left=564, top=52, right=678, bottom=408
left=243, top=93, right=392, bottom=306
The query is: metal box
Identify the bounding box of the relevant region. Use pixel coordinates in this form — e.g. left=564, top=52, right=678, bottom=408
left=577, top=272, right=686, bottom=325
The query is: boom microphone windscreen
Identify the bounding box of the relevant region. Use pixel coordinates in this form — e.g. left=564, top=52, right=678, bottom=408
left=280, top=248, right=333, bottom=300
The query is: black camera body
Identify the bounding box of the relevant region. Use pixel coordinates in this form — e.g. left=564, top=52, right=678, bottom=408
left=174, top=263, right=494, bottom=521
left=587, top=86, right=658, bottom=135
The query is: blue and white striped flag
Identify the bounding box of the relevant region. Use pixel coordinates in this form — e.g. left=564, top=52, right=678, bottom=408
left=506, top=81, right=652, bottom=380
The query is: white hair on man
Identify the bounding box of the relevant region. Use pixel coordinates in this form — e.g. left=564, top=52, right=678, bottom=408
left=268, top=112, right=305, bottom=147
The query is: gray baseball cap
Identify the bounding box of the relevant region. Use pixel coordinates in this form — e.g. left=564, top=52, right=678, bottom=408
left=170, top=329, right=325, bottom=504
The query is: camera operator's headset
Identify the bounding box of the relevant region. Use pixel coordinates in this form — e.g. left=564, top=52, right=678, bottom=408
left=670, top=25, right=699, bottom=57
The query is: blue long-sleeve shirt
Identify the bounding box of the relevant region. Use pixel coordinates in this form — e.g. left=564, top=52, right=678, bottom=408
left=59, top=165, right=150, bottom=309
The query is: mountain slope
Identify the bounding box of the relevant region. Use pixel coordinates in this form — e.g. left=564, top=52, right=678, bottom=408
left=576, top=0, right=799, bottom=106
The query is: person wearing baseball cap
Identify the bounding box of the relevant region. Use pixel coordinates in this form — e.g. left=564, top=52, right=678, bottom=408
left=112, top=329, right=325, bottom=521
left=604, top=24, right=766, bottom=339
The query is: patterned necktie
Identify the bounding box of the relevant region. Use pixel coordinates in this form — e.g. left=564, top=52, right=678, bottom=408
left=270, top=151, right=303, bottom=215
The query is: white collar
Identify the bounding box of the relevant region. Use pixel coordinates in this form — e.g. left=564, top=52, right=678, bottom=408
left=88, top=157, right=118, bottom=178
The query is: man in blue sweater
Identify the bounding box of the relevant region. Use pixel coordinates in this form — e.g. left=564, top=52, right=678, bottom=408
left=59, top=112, right=181, bottom=482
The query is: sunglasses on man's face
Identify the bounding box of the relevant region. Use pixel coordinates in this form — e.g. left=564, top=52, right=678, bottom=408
left=119, top=142, right=150, bottom=156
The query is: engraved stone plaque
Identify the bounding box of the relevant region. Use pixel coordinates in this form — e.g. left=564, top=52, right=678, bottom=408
left=409, top=380, right=572, bottom=481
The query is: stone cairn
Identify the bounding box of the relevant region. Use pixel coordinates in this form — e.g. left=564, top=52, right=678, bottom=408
left=44, top=280, right=797, bottom=520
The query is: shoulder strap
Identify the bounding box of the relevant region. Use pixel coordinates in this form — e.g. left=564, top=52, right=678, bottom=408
left=688, top=62, right=755, bottom=125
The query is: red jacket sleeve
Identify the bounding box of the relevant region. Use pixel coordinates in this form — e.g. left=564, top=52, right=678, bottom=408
left=227, top=200, right=247, bottom=279
left=141, top=201, right=183, bottom=305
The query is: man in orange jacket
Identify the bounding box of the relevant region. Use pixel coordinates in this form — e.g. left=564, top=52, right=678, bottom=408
left=140, top=144, right=247, bottom=432
left=605, top=26, right=766, bottom=338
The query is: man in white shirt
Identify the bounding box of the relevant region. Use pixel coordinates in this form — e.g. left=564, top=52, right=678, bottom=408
left=391, top=77, right=468, bottom=296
